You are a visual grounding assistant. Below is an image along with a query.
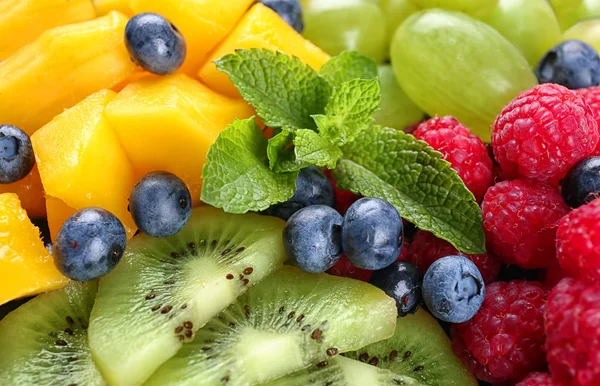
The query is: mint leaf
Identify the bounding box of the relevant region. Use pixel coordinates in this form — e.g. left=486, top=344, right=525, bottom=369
left=267, top=130, right=307, bottom=173
left=335, top=126, right=485, bottom=254
left=313, top=79, right=380, bottom=146
left=320, top=51, right=378, bottom=86
left=216, top=49, right=330, bottom=132
left=294, top=129, right=342, bottom=169
left=201, top=118, right=298, bottom=213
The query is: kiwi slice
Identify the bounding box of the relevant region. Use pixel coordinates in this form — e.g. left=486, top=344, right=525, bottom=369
left=345, top=309, right=477, bottom=386
left=89, top=207, right=286, bottom=386
left=0, top=282, right=104, bottom=386
left=264, top=356, right=426, bottom=386
left=145, top=266, right=398, bottom=386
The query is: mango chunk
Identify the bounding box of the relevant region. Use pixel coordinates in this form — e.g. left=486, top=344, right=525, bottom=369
left=129, top=0, right=254, bottom=76
left=0, top=11, right=137, bottom=135
left=0, top=166, right=46, bottom=219
left=93, top=0, right=133, bottom=16
left=104, top=73, right=255, bottom=205
left=0, top=193, right=69, bottom=306
left=31, top=90, right=137, bottom=238
left=198, top=3, right=330, bottom=97
left=0, top=0, right=96, bottom=61
left=45, top=196, right=77, bottom=242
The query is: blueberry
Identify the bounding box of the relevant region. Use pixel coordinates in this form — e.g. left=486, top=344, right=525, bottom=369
left=129, top=171, right=192, bottom=238
left=562, top=156, right=600, bottom=208
left=370, top=261, right=422, bottom=317
left=535, top=40, right=600, bottom=89
left=260, top=0, right=304, bottom=33
left=342, top=197, right=403, bottom=270
left=422, top=255, right=485, bottom=323
left=125, top=13, right=186, bottom=75
left=265, top=166, right=335, bottom=220
left=54, top=207, right=126, bottom=281
left=283, top=205, right=343, bottom=273
left=0, top=124, right=35, bottom=184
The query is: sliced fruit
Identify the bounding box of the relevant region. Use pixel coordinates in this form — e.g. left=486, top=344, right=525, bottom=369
left=0, top=0, right=96, bottom=61
left=31, top=89, right=137, bottom=238
left=146, top=266, right=397, bottom=386
left=129, top=0, right=254, bottom=76
left=0, top=193, right=68, bottom=306
left=198, top=3, right=330, bottom=98
left=93, top=0, right=133, bottom=16
left=0, top=282, right=104, bottom=385
left=89, top=207, right=287, bottom=386
left=564, top=18, right=600, bottom=54
left=45, top=196, right=78, bottom=242
left=104, top=73, right=255, bottom=205
left=0, top=165, right=46, bottom=219
left=345, top=309, right=477, bottom=386
left=264, top=356, right=424, bottom=386
left=374, top=65, right=424, bottom=130
left=0, top=11, right=137, bottom=135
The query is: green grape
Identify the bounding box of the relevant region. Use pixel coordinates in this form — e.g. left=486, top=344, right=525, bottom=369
left=410, top=0, right=498, bottom=16
left=380, top=0, right=420, bottom=58
left=390, top=9, right=537, bottom=142
left=374, top=65, right=424, bottom=130
left=550, top=0, right=600, bottom=31
left=479, top=0, right=562, bottom=66
left=564, top=18, right=600, bottom=54
left=302, top=0, right=387, bottom=63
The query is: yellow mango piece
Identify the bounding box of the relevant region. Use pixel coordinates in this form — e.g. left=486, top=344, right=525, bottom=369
left=0, top=0, right=96, bottom=61
left=0, top=193, right=69, bottom=306
left=0, top=166, right=46, bottom=219
left=46, top=196, right=77, bottom=242
left=198, top=3, right=330, bottom=97
left=93, top=0, right=133, bottom=16
left=130, top=0, right=254, bottom=76
left=0, top=11, right=138, bottom=136
left=32, top=90, right=137, bottom=238
left=104, top=73, right=255, bottom=205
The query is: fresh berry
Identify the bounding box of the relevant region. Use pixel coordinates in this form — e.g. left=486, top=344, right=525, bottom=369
left=342, top=197, right=403, bottom=270
left=0, top=124, right=35, bottom=184
left=535, top=40, right=600, bottom=89
left=578, top=87, right=600, bottom=156
left=451, top=281, right=547, bottom=383
left=545, top=278, right=600, bottom=386
left=422, top=255, right=485, bottom=323
left=482, top=179, right=569, bottom=269
left=542, top=259, right=572, bottom=289
left=407, top=230, right=502, bottom=283
left=562, top=156, right=600, bottom=208
left=327, top=253, right=373, bottom=282
left=414, top=116, right=493, bottom=201
left=54, top=207, right=126, bottom=281
left=125, top=13, right=186, bottom=75
left=260, top=0, right=304, bottom=33
left=516, top=372, right=555, bottom=386
left=324, top=169, right=360, bottom=215
left=283, top=205, right=343, bottom=273
left=370, top=261, right=421, bottom=317
left=265, top=166, right=335, bottom=220
left=492, top=83, right=599, bottom=183
left=556, top=199, right=600, bottom=282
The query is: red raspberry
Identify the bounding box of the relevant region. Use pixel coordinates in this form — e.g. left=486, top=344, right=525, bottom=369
left=516, top=372, right=555, bottom=386
left=545, top=278, right=600, bottom=386
left=452, top=281, right=547, bottom=383
left=556, top=199, right=600, bottom=282
left=542, top=259, right=572, bottom=289
left=324, top=170, right=360, bottom=215
left=406, top=230, right=502, bottom=283
left=578, top=87, right=600, bottom=155
left=482, top=179, right=570, bottom=269
left=414, top=116, right=493, bottom=201
left=327, top=254, right=373, bottom=282
left=492, top=84, right=599, bottom=184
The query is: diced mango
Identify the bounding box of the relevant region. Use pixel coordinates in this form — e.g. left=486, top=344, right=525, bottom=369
left=0, top=0, right=96, bottom=61
left=31, top=90, right=137, bottom=238
left=129, top=0, right=254, bottom=76
left=45, top=196, right=77, bottom=242
left=198, top=3, right=330, bottom=97
left=0, top=193, right=69, bottom=306
left=93, top=0, right=133, bottom=16
left=0, top=166, right=46, bottom=219
left=104, top=73, right=255, bottom=205
left=0, top=11, right=138, bottom=135
left=112, top=71, right=159, bottom=92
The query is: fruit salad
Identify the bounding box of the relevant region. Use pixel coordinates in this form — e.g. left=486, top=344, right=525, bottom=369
left=2, top=1, right=600, bottom=385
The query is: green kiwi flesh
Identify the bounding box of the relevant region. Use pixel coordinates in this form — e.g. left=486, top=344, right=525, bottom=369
left=263, top=356, right=427, bottom=386
left=145, top=266, right=397, bottom=386
left=89, top=207, right=286, bottom=386
left=345, top=309, right=477, bottom=386
left=0, top=282, right=104, bottom=386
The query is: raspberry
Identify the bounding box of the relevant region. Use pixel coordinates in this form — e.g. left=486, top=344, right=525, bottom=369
left=542, top=259, right=572, bottom=289
left=324, top=170, right=360, bottom=215
left=492, top=84, right=599, bottom=184
left=326, top=254, right=373, bottom=282
left=578, top=87, right=600, bottom=155
left=516, top=372, right=555, bottom=386
left=556, top=199, right=600, bottom=282
left=451, top=281, right=547, bottom=383
left=406, top=230, right=502, bottom=283
left=414, top=116, right=493, bottom=201
left=545, top=278, right=600, bottom=386
left=482, top=179, right=570, bottom=269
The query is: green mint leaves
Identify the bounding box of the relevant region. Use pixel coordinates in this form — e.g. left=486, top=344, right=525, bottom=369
left=202, top=49, right=485, bottom=253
